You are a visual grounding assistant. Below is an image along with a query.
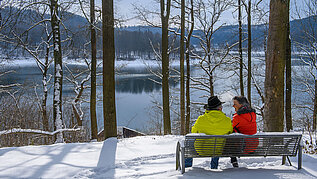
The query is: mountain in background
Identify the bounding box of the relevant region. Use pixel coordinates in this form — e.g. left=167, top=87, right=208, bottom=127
left=0, top=6, right=316, bottom=57
left=118, top=15, right=317, bottom=51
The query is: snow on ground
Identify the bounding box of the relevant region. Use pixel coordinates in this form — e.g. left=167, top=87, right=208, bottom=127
left=0, top=135, right=316, bottom=179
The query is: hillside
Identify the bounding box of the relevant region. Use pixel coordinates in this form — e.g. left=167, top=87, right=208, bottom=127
left=0, top=6, right=316, bottom=55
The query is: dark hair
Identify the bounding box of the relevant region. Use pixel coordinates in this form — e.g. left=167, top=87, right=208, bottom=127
left=233, top=96, right=249, bottom=105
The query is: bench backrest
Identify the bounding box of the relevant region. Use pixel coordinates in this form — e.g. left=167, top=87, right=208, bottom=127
left=184, top=133, right=302, bottom=158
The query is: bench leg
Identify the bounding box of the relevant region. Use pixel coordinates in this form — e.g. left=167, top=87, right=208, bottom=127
left=181, top=146, right=185, bottom=174
left=282, top=156, right=293, bottom=166
left=298, top=145, right=302, bottom=170
left=287, top=156, right=292, bottom=166
left=176, top=142, right=180, bottom=170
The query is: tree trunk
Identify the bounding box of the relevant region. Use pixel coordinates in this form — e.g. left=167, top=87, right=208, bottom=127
left=238, top=0, right=244, bottom=96
left=247, top=0, right=251, bottom=104
left=285, top=1, right=292, bottom=132
left=313, top=79, right=317, bottom=131
left=90, top=0, right=98, bottom=140
left=42, top=36, right=50, bottom=133
left=185, top=0, right=194, bottom=134
left=180, top=0, right=185, bottom=135
left=161, top=0, right=171, bottom=135
left=50, top=0, right=64, bottom=143
left=72, top=85, right=85, bottom=126
left=209, top=70, right=214, bottom=96
left=42, top=44, right=49, bottom=144
left=102, top=0, right=117, bottom=139
left=264, top=0, right=289, bottom=132
left=207, top=44, right=214, bottom=96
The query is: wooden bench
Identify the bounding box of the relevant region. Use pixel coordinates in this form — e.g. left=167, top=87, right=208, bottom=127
left=176, top=132, right=302, bottom=174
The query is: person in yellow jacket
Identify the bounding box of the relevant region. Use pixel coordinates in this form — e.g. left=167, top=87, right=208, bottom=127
left=185, top=96, right=233, bottom=169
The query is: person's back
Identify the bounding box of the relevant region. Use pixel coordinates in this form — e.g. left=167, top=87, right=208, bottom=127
left=192, top=110, right=233, bottom=135
left=232, top=108, right=257, bottom=135
left=185, top=96, right=233, bottom=169
left=231, top=96, right=258, bottom=167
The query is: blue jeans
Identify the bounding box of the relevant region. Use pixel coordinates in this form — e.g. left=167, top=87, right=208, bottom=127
left=185, top=157, right=220, bottom=169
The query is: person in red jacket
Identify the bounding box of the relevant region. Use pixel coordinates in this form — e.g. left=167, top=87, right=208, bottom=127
left=231, top=96, right=258, bottom=168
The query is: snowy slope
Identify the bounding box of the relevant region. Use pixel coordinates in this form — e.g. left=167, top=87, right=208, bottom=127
left=0, top=135, right=316, bottom=179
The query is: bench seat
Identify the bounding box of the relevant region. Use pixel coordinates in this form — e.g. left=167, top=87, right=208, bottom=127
left=176, top=132, right=302, bottom=174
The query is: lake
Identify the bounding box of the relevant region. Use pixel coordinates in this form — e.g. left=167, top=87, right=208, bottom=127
left=0, top=56, right=313, bottom=133
left=0, top=59, right=183, bottom=133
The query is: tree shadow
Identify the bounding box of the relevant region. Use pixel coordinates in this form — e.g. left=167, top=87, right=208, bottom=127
left=94, top=138, right=117, bottom=178
left=0, top=143, right=94, bottom=178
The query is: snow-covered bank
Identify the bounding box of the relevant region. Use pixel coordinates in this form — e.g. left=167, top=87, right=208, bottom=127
left=0, top=57, right=184, bottom=67
left=0, top=135, right=316, bottom=179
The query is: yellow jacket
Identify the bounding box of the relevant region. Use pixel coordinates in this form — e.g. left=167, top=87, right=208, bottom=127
left=191, top=110, right=233, bottom=156
left=192, top=110, right=233, bottom=135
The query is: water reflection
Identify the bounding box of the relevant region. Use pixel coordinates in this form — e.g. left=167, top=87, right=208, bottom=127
left=116, top=75, right=179, bottom=94
left=0, top=65, right=180, bottom=95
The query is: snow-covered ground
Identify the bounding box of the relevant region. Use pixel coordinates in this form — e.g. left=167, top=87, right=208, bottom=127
left=0, top=135, right=316, bottom=179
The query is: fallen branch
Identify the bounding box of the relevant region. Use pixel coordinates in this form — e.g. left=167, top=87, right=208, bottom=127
left=0, top=128, right=81, bottom=136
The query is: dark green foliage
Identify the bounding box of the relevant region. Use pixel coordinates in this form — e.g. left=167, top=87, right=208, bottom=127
left=114, top=29, right=161, bottom=53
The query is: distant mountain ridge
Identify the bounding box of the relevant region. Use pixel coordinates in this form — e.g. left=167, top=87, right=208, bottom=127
left=119, top=15, right=317, bottom=50
left=0, top=6, right=316, bottom=55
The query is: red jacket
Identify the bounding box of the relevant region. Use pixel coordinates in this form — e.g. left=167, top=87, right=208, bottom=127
left=232, top=106, right=258, bottom=153
left=232, top=112, right=257, bottom=135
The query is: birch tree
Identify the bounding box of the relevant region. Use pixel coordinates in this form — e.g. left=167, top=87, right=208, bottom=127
left=50, top=0, right=64, bottom=142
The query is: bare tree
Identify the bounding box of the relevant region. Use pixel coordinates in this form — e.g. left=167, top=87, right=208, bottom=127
left=77, top=0, right=100, bottom=140
left=285, top=1, right=292, bottom=132
left=247, top=0, right=252, bottom=104
left=293, top=0, right=317, bottom=132
left=134, top=0, right=177, bottom=134
left=238, top=0, right=252, bottom=104
left=11, top=2, right=53, bottom=136
left=191, top=0, right=235, bottom=97
left=185, top=0, right=194, bottom=134
left=180, top=0, right=185, bottom=135
left=160, top=0, right=172, bottom=135
left=64, top=60, right=91, bottom=127
left=238, top=0, right=244, bottom=96
left=264, top=0, right=290, bottom=132
left=50, top=0, right=64, bottom=143
left=102, top=0, right=117, bottom=139
left=90, top=0, right=98, bottom=140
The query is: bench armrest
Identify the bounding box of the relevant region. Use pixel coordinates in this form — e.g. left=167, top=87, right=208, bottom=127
left=178, top=138, right=185, bottom=148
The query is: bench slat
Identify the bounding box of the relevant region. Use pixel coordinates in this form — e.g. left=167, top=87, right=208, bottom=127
left=183, top=134, right=301, bottom=157
left=177, top=133, right=303, bottom=173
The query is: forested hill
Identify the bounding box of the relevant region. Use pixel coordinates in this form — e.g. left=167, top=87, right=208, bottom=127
left=0, top=6, right=316, bottom=55
left=113, top=15, right=317, bottom=52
